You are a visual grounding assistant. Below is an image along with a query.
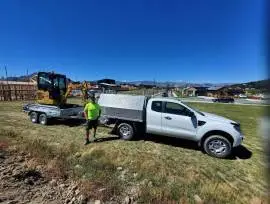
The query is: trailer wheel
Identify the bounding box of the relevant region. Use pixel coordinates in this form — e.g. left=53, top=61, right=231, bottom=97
left=117, top=123, right=134, bottom=140
left=30, top=112, right=38, bottom=123
left=39, top=113, right=48, bottom=125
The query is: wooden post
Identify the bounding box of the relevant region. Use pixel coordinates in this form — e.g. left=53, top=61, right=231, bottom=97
left=15, top=85, right=17, bottom=100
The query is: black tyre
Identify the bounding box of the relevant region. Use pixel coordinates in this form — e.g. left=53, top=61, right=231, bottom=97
left=203, top=135, right=232, bottom=158
left=30, top=112, right=38, bottom=123
left=117, top=123, right=134, bottom=140
left=38, top=113, right=48, bottom=125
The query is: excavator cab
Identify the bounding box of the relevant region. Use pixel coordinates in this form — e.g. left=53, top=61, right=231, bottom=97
left=37, top=72, right=67, bottom=105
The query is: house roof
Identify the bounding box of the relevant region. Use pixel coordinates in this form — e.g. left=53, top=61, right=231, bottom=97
left=184, top=87, right=197, bottom=91
left=207, top=86, right=224, bottom=91
left=193, top=86, right=208, bottom=90
left=99, top=82, right=117, bottom=87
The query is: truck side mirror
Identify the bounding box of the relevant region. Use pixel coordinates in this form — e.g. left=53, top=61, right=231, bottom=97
left=188, top=111, right=195, bottom=117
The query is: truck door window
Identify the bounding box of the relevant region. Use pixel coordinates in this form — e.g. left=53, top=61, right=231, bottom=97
left=151, top=101, right=162, bottom=112
left=165, top=102, right=190, bottom=116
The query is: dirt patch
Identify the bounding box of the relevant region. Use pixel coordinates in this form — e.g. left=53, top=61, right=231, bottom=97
left=0, top=148, right=88, bottom=204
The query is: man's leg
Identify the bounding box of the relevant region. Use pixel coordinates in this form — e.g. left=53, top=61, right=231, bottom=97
left=85, top=121, right=91, bottom=145
left=93, top=127, right=97, bottom=140
left=93, top=120, right=98, bottom=140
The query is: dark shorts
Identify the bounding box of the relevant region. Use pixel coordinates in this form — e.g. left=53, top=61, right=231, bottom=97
left=85, top=119, right=98, bottom=130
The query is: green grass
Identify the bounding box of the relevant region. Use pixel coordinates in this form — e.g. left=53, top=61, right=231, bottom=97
left=0, top=100, right=268, bottom=203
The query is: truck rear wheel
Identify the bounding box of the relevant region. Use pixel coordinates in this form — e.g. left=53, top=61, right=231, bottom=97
left=39, top=113, right=48, bottom=125
left=30, top=112, right=38, bottom=123
left=117, top=123, right=134, bottom=140
left=203, top=135, right=232, bottom=158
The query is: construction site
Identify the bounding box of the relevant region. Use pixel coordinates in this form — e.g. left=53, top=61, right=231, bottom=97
left=0, top=0, right=268, bottom=203
left=0, top=71, right=268, bottom=204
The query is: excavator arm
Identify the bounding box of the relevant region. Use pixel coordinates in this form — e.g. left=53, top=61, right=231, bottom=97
left=64, top=81, right=89, bottom=106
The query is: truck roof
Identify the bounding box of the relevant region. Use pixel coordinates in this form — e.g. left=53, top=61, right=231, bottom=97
left=150, top=97, right=183, bottom=103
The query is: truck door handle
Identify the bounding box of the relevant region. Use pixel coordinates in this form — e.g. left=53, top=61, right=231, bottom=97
left=164, top=116, right=172, bottom=120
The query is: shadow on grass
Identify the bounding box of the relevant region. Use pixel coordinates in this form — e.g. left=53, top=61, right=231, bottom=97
left=144, top=134, right=201, bottom=151
left=143, top=134, right=252, bottom=160
left=48, top=119, right=86, bottom=127
left=94, top=136, right=120, bottom=143
left=230, top=145, right=252, bottom=160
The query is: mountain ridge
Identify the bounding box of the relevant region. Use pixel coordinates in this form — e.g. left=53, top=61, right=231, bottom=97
left=1, top=73, right=268, bottom=89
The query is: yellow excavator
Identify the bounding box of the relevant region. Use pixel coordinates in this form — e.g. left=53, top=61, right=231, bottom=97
left=23, top=72, right=90, bottom=125
left=36, top=72, right=89, bottom=106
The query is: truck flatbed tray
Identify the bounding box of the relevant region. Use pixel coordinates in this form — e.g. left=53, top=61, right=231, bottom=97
left=98, top=94, right=147, bottom=122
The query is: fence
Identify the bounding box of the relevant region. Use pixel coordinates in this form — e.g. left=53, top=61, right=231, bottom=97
left=118, top=88, right=165, bottom=96
left=0, top=82, right=37, bottom=101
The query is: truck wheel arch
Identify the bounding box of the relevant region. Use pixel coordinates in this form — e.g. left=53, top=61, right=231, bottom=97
left=199, top=130, right=234, bottom=147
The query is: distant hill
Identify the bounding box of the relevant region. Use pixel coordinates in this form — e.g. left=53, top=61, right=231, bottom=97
left=1, top=72, right=38, bottom=82
left=229, top=79, right=269, bottom=92
left=120, top=80, right=234, bottom=88
left=2, top=72, right=268, bottom=90
left=2, top=72, right=73, bottom=83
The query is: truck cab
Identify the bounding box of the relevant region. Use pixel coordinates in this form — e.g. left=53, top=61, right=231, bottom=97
left=145, top=97, right=244, bottom=157
left=146, top=98, right=197, bottom=139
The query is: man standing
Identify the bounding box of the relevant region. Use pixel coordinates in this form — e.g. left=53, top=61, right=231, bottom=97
left=84, top=95, right=101, bottom=145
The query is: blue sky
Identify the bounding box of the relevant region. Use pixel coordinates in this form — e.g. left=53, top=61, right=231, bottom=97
left=0, top=0, right=266, bottom=83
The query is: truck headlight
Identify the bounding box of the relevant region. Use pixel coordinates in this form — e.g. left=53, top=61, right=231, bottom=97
left=231, top=122, right=241, bottom=132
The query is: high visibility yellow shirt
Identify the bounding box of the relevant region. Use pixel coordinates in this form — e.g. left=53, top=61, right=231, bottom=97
left=84, top=102, right=101, bottom=120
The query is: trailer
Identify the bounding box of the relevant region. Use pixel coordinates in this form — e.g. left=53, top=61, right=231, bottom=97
left=23, top=103, right=85, bottom=125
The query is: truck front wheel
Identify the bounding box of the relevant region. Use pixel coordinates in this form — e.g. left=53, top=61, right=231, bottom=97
left=203, top=135, right=232, bottom=158
left=117, top=123, right=134, bottom=140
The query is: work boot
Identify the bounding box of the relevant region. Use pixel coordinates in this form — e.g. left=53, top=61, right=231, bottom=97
left=84, top=139, right=90, bottom=145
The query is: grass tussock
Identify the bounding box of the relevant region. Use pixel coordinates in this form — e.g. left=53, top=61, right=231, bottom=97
left=19, top=138, right=77, bottom=179
left=73, top=149, right=124, bottom=200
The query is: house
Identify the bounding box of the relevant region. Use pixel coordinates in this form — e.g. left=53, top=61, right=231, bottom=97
left=206, top=87, right=228, bottom=98
left=206, top=86, right=244, bottom=98
left=182, top=86, right=208, bottom=97
left=182, top=87, right=196, bottom=97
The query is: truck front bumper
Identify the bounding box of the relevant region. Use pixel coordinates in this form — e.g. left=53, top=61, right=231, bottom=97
left=233, top=133, right=244, bottom=147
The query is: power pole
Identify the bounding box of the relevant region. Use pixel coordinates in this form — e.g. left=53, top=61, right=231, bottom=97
left=4, top=66, right=8, bottom=84
left=152, top=78, right=155, bottom=95
left=4, top=66, right=11, bottom=100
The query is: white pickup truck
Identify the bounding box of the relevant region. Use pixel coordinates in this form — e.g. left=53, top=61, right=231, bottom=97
left=98, top=94, right=244, bottom=158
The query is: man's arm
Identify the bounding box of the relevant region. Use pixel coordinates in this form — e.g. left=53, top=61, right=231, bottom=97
left=84, top=105, right=88, bottom=120
left=97, top=105, right=101, bottom=119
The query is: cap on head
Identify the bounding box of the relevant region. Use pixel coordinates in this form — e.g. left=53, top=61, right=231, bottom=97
left=88, top=94, right=95, bottom=102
